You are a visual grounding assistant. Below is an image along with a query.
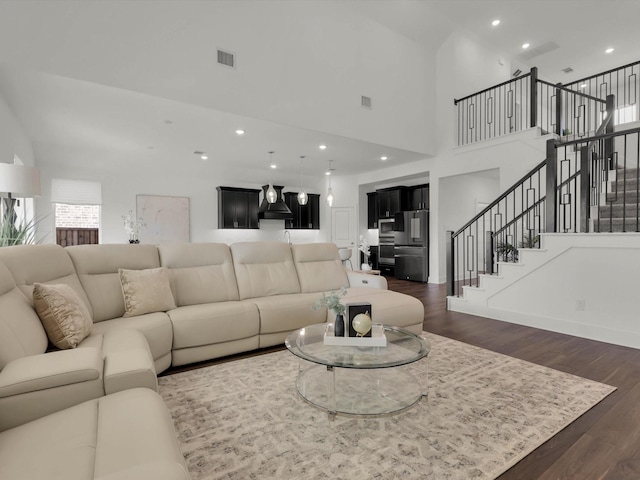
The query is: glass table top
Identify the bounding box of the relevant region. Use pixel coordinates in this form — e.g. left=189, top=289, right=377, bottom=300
left=285, top=323, right=430, bottom=369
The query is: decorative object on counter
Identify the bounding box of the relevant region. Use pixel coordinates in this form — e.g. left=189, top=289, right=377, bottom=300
left=297, top=155, right=308, bottom=206
left=359, top=235, right=371, bottom=270
left=347, top=302, right=372, bottom=337
left=322, top=322, right=387, bottom=346
left=312, top=287, right=346, bottom=336
left=266, top=151, right=277, bottom=204
left=122, top=210, right=146, bottom=244
left=352, top=311, right=372, bottom=337
left=325, top=160, right=335, bottom=207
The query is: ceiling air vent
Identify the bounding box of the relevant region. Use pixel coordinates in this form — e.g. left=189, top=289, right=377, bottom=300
left=217, top=49, right=235, bottom=68
left=361, top=95, right=372, bottom=109
left=562, top=67, right=574, bottom=74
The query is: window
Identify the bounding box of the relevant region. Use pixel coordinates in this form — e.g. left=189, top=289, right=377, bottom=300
left=51, top=179, right=102, bottom=246
left=615, top=105, right=637, bottom=126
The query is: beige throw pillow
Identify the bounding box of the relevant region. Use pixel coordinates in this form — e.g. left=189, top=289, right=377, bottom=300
left=33, top=283, right=93, bottom=349
left=119, top=267, right=176, bottom=317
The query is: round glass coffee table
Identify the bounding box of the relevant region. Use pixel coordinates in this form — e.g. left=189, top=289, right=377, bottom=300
left=285, top=323, right=430, bottom=417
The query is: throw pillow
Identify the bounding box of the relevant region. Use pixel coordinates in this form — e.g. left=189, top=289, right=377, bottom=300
left=33, top=283, right=93, bottom=349
left=119, top=267, right=176, bottom=317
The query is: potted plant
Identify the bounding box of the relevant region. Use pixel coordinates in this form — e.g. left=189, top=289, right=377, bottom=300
left=0, top=209, right=43, bottom=247
left=313, top=287, right=347, bottom=336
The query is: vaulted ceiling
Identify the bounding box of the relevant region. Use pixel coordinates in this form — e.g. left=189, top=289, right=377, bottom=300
left=0, top=0, right=637, bottom=181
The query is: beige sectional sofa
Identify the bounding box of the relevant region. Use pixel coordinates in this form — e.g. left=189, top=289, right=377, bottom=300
left=0, top=241, right=424, bottom=480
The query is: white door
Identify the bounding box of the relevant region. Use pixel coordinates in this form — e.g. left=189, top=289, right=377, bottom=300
left=331, top=206, right=356, bottom=265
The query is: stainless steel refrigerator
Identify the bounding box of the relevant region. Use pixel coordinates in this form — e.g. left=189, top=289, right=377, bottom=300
left=393, top=210, right=429, bottom=282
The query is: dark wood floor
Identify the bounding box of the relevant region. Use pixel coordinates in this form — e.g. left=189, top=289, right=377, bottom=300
left=386, top=277, right=640, bottom=480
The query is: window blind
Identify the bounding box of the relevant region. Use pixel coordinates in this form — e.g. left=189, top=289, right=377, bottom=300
left=51, top=179, right=102, bottom=205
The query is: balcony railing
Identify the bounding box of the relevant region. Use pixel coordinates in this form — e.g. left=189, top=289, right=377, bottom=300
left=454, top=61, right=639, bottom=147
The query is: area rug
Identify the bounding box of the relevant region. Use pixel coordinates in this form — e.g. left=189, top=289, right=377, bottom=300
left=158, top=332, right=615, bottom=480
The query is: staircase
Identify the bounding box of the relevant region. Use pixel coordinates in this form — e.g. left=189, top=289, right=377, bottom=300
left=595, top=167, right=640, bottom=232
left=447, top=84, right=640, bottom=348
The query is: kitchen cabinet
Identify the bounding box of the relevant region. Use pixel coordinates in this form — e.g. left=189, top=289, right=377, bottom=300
left=407, top=184, right=429, bottom=210
left=217, top=187, right=260, bottom=229
left=284, top=192, right=320, bottom=229
left=367, top=192, right=378, bottom=229
left=376, top=187, right=406, bottom=218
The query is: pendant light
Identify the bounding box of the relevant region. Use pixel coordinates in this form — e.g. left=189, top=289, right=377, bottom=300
left=297, top=155, right=308, bottom=206
left=326, top=159, right=335, bottom=207
left=266, top=151, right=277, bottom=204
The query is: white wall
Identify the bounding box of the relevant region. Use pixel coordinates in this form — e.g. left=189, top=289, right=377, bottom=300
left=35, top=162, right=328, bottom=245
left=0, top=90, right=34, bottom=166
left=465, top=233, right=640, bottom=349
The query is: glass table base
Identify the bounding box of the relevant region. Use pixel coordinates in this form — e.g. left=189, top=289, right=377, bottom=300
left=295, top=363, right=425, bottom=417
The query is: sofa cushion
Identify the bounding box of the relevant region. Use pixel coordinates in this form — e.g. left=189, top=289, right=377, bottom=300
left=33, top=283, right=93, bottom=349
left=158, top=243, right=240, bottom=305
left=291, top=243, right=349, bottom=293
left=66, top=244, right=161, bottom=322
left=119, top=267, right=176, bottom=317
left=231, top=241, right=301, bottom=300
left=0, top=261, right=48, bottom=370
left=0, top=244, right=93, bottom=315
left=168, top=301, right=259, bottom=349
left=246, top=292, right=327, bottom=335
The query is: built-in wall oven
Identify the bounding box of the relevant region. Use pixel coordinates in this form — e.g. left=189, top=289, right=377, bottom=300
left=378, top=218, right=395, bottom=274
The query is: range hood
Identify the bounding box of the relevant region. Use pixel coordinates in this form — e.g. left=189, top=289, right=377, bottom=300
left=258, top=185, right=293, bottom=220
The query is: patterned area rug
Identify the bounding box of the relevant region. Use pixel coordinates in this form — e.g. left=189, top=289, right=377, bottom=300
left=158, top=332, right=615, bottom=480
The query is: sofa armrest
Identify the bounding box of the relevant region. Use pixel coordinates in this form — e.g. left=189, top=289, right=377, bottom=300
left=347, top=271, right=388, bottom=290
left=0, top=348, right=105, bottom=431
left=0, top=347, right=102, bottom=398
left=99, top=329, right=158, bottom=394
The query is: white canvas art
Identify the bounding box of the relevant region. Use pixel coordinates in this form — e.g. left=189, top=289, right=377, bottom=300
left=136, top=195, right=190, bottom=244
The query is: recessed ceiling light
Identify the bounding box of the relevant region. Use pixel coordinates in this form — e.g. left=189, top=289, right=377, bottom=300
left=580, top=83, right=587, bottom=89
left=319, top=144, right=327, bottom=150
left=491, top=19, right=500, bottom=27
left=200, top=154, right=208, bottom=160
left=235, top=129, right=245, bottom=135
left=522, top=43, right=530, bottom=49
left=270, top=163, right=277, bottom=169
left=380, top=156, right=388, bottom=161
left=605, top=47, right=614, bottom=54
left=325, top=170, right=331, bottom=176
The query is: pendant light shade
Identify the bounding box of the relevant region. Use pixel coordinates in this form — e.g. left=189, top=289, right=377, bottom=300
left=326, top=160, right=335, bottom=207
left=297, top=155, right=308, bottom=206
left=266, top=151, right=277, bottom=204
left=326, top=187, right=334, bottom=207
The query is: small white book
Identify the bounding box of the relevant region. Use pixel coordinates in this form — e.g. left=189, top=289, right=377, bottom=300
left=323, top=323, right=387, bottom=347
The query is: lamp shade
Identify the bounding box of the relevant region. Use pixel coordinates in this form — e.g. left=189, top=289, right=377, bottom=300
left=0, top=163, right=41, bottom=197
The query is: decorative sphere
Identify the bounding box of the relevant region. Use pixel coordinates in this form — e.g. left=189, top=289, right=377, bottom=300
left=352, top=312, right=372, bottom=336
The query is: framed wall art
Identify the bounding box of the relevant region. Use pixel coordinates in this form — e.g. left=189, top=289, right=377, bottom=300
left=136, top=194, right=190, bottom=244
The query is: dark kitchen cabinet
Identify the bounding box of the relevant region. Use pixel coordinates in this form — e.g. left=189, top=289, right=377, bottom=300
left=376, top=187, right=406, bottom=218
left=217, top=187, right=260, bottom=229
left=367, top=192, right=379, bottom=229
left=284, top=192, right=320, bottom=229
left=407, top=184, right=429, bottom=210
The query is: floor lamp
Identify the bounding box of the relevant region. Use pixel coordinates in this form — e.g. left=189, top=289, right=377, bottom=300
left=0, top=163, right=41, bottom=232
